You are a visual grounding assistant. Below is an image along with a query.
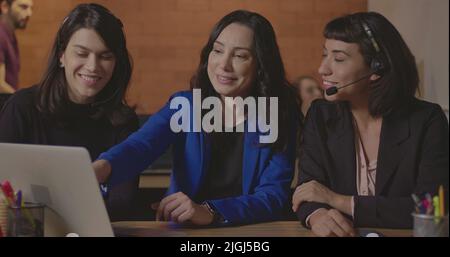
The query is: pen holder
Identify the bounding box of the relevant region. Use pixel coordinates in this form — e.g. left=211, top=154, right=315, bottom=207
left=0, top=198, right=7, bottom=235
left=7, top=202, right=45, bottom=237
left=412, top=213, right=449, bottom=237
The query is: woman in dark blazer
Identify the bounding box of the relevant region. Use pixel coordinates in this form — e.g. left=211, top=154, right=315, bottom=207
left=292, top=12, right=448, bottom=237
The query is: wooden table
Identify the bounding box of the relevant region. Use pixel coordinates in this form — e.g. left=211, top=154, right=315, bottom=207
left=112, top=221, right=412, bottom=237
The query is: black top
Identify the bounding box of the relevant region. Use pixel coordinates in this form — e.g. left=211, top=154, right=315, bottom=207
left=0, top=86, right=139, bottom=221
left=0, top=93, right=12, bottom=112
left=195, top=132, right=244, bottom=202
left=296, top=98, right=449, bottom=229
left=0, top=86, right=138, bottom=160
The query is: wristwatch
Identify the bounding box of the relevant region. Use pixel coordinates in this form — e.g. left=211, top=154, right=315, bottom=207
left=202, top=201, right=225, bottom=224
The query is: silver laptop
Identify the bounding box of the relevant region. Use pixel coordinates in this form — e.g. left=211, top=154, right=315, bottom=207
left=0, top=143, right=114, bottom=236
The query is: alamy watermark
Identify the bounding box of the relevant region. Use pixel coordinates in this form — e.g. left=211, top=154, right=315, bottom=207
left=169, top=89, right=279, bottom=143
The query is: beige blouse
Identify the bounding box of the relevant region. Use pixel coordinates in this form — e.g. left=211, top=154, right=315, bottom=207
left=351, top=119, right=378, bottom=217
left=354, top=127, right=377, bottom=196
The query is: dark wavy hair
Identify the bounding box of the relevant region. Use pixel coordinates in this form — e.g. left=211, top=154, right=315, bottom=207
left=36, top=3, right=134, bottom=126
left=190, top=10, right=299, bottom=152
left=324, top=12, right=419, bottom=117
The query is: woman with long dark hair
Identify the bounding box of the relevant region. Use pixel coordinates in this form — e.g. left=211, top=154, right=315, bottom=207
left=93, top=10, right=300, bottom=226
left=292, top=12, right=448, bottom=236
left=0, top=3, right=139, bottom=221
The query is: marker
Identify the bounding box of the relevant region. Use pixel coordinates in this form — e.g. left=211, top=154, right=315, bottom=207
left=16, top=190, right=22, bottom=207
left=422, top=199, right=430, bottom=214
left=425, top=193, right=433, bottom=204
left=439, top=185, right=445, bottom=217
left=424, top=193, right=433, bottom=214
left=1, top=181, right=16, bottom=207
left=411, top=194, right=422, bottom=213
left=433, top=196, right=440, bottom=218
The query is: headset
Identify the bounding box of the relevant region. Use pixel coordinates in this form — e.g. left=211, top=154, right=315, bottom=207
left=360, top=20, right=387, bottom=76
left=325, top=19, right=389, bottom=96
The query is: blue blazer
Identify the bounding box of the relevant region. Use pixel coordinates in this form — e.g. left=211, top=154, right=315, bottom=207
left=99, top=91, right=297, bottom=225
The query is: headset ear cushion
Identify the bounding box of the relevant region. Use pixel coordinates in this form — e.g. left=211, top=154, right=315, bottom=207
left=371, top=59, right=384, bottom=75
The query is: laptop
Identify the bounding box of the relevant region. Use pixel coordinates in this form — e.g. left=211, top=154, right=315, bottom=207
left=0, top=143, right=114, bottom=236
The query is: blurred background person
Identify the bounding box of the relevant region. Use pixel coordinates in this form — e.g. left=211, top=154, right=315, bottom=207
left=0, top=0, right=33, bottom=94
left=292, top=75, right=323, bottom=119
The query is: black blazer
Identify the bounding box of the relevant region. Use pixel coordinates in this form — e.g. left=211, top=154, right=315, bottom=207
left=296, top=98, right=449, bottom=228
left=0, top=93, right=12, bottom=112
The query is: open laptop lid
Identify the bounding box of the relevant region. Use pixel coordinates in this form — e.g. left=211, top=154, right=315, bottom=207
left=0, top=143, right=114, bottom=236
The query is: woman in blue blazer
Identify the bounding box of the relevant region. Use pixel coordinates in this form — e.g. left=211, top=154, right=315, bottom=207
left=292, top=12, right=448, bottom=236
left=93, top=10, right=299, bottom=226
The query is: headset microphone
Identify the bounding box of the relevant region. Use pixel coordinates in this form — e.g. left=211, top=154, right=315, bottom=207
left=326, top=20, right=388, bottom=97
left=325, top=73, right=373, bottom=96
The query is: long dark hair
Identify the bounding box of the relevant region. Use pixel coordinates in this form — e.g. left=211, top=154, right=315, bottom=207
left=190, top=10, right=300, bottom=152
left=36, top=3, right=134, bottom=126
left=324, top=12, right=419, bottom=117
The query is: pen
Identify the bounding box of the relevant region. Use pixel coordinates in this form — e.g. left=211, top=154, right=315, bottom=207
left=411, top=194, right=422, bottom=213
left=422, top=199, right=430, bottom=215
left=424, top=193, right=433, bottom=215
left=16, top=190, right=22, bottom=207
left=425, top=193, right=432, bottom=203
left=439, top=185, right=445, bottom=216
left=0, top=181, right=16, bottom=207
left=433, top=196, right=440, bottom=218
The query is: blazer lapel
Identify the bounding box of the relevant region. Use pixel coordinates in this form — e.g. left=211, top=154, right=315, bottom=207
left=326, top=107, right=357, bottom=195
left=376, top=112, right=410, bottom=195
left=242, top=130, right=260, bottom=194
left=189, top=131, right=211, bottom=197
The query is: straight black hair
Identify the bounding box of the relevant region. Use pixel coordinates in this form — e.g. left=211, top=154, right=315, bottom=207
left=190, top=10, right=300, bottom=152
left=324, top=12, right=419, bottom=117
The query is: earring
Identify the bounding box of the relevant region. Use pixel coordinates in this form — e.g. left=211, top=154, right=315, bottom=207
left=60, top=63, right=64, bottom=68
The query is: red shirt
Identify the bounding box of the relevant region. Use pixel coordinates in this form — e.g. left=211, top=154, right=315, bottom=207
left=0, top=19, right=20, bottom=89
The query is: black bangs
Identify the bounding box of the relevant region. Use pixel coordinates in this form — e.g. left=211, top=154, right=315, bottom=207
left=323, top=15, right=365, bottom=43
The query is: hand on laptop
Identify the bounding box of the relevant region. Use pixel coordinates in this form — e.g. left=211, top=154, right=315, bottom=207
left=92, top=159, right=112, bottom=183
left=152, top=192, right=214, bottom=225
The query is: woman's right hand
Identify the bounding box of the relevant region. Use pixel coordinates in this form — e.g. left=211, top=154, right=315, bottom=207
left=92, top=159, right=112, bottom=183
left=309, top=208, right=356, bottom=237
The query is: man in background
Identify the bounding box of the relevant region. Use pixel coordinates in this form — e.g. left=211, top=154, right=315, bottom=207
left=0, top=0, right=33, bottom=94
